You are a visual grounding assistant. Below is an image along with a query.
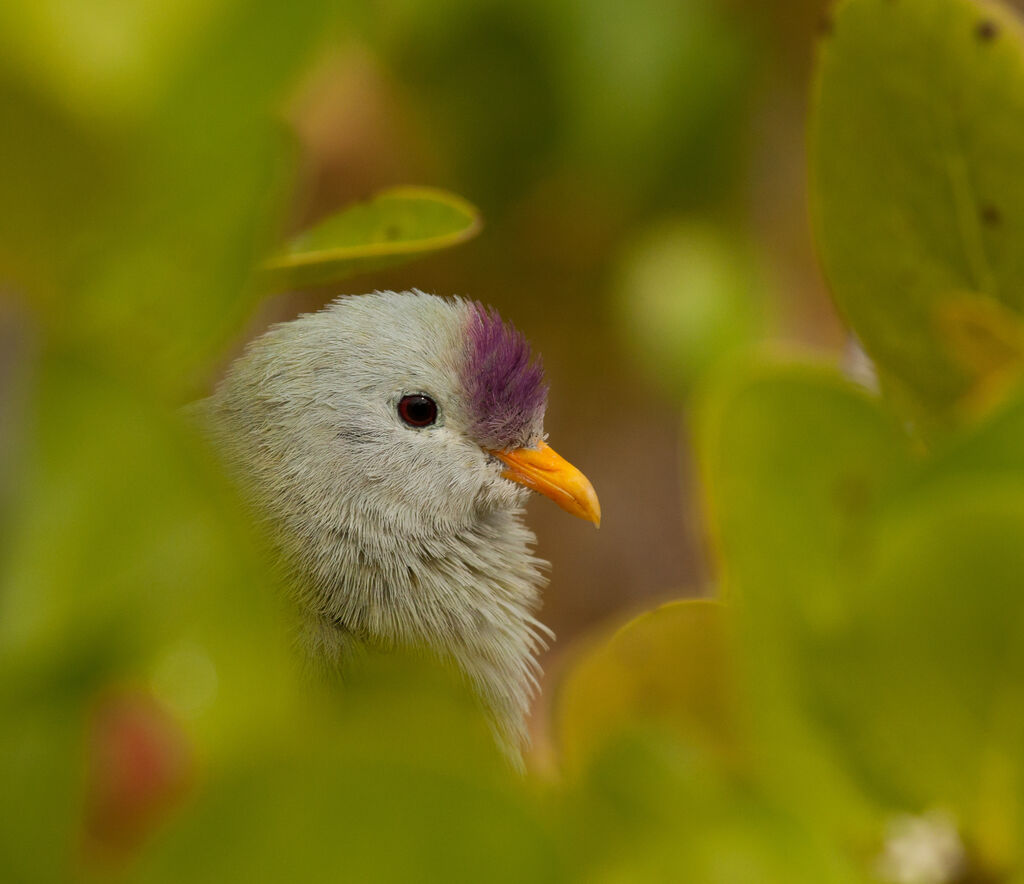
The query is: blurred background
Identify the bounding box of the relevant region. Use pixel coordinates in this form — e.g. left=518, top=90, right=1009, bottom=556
left=7, top=0, right=1024, bottom=879
left=0, top=0, right=926, bottom=741
left=7, top=0, right=1024, bottom=723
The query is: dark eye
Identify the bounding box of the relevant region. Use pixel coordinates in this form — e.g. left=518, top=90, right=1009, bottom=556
left=398, top=394, right=438, bottom=428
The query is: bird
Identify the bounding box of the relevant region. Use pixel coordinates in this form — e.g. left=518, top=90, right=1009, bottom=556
left=195, top=290, right=600, bottom=756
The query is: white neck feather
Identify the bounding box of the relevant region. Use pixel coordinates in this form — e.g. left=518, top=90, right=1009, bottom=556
left=293, top=507, right=550, bottom=754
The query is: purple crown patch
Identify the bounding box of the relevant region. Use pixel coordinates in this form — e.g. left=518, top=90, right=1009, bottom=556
left=463, top=302, right=548, bottom=451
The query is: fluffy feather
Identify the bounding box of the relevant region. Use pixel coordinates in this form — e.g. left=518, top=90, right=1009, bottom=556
left=195, top=291, right=553, bottom=754
left=463, top=302, right=548, bottom=451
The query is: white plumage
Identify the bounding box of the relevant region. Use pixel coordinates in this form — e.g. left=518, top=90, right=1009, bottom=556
left=195, top=290, right=598, bottom=756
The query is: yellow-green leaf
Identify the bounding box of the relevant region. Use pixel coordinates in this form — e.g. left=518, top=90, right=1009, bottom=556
left=934, top=293, right=1024, bottom=419
left=701, top=365, right=912, bottom=838
left=556, top=599, right=738, bottom=777
left=261, top=186, right=482, bottom=289
left=811, top=0, right=1024, bottom=429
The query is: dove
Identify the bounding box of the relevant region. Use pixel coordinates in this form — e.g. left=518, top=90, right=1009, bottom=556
left=196, top=290, right=599, bottom=755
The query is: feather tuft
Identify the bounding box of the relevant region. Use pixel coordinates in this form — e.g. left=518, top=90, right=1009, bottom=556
left=463, top=302, right=548, bottom=450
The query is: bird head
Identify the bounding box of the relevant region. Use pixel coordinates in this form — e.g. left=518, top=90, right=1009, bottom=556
left=201, top=290, right=599, bottom=752
left=213, top=291, right=598, bottom=536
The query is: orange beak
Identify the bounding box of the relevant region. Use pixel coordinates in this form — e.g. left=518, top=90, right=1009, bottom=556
left=491, top=441, right=601, bottom=527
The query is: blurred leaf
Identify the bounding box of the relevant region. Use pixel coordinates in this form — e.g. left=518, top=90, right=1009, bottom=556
left=612, top=221, right=769, bottom=395
left=0, top=0, right=233, bottom=122
left=141, top=759, right=560, bottom=884
left=702, top=365, right=913, bottom=837
left=800, top=475, right=1024, bottom=873
left=0, top=351, right=297, bottom=878
left=0, top=702, right=84, bottom=883
left=934, top=293, right=1024, bottom=418
left=74, top=0, right=341, bottom=397
left=0, top=0, right=341, bottom=397
left=706, top=363, right=1024, bottom=873
left=562, top=733, right=866, bottom=884
left=919, top=383, right=1024, bottom=483
left=136, top=655, right=561, bottom=884
left=0, top=354, right=291, bottom=711
left=0, top=77, right=122, bottom=299
left=810, top=0, right=1024, bottom=429
left=556, top=600, right=739, bottom=777
left=261, top=186, right=483, bottom=289
left=306, top=649, right=523, bottom=780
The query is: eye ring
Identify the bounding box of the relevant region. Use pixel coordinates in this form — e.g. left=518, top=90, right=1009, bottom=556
left=398, top=394, right=438, bottom=428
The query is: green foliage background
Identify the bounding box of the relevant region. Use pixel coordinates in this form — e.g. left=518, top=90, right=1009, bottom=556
left=3, top=0, right=1024, bottom=881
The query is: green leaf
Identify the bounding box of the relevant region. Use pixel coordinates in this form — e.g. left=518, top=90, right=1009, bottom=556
left=0, top=77, right=121, bottom=297
left=260, top=186, right=483, bottom=289
left=0, top=0, right=236, bottom=121
left=0, top=702, right=85, bottom=883
left=562, top=734, right=866, bottom=884
left=702, top=365, right=913, bottom=836
left=137, top=656, right=561, bottom=884
left=704, top=366, right=913, bottom=658
left=921, top=383, right=1024, bottom=482
left=142, top=759, right=561, bottom=884
left=0, top=354, right=291, bottom=714
left=556, top=600, right=739, bottom=777
left=932, top=294, right=1024, bottom=419
left=0, top=352, right=297, bottom=877
left=803, top=475, right=1024, bottom=872
left=810, top=0, right=1024, bottom=427
left=705, top=364, right=1024, bottom=872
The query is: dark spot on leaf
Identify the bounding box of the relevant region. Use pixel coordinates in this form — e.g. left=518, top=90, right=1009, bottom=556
left=980, top=204, right=1002, bottom=227
left=816, top=12, right=834, bottom=36
left=976, top=19, right=999, bottom=42
left=952, top=853, right=1006, bottom=884
left=383, top=224, right=401, bottom=241
left=833, top=474, right=872, bottom=518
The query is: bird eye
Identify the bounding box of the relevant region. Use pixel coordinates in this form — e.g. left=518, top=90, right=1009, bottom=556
left=398, top=394, right=438, bottom=428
